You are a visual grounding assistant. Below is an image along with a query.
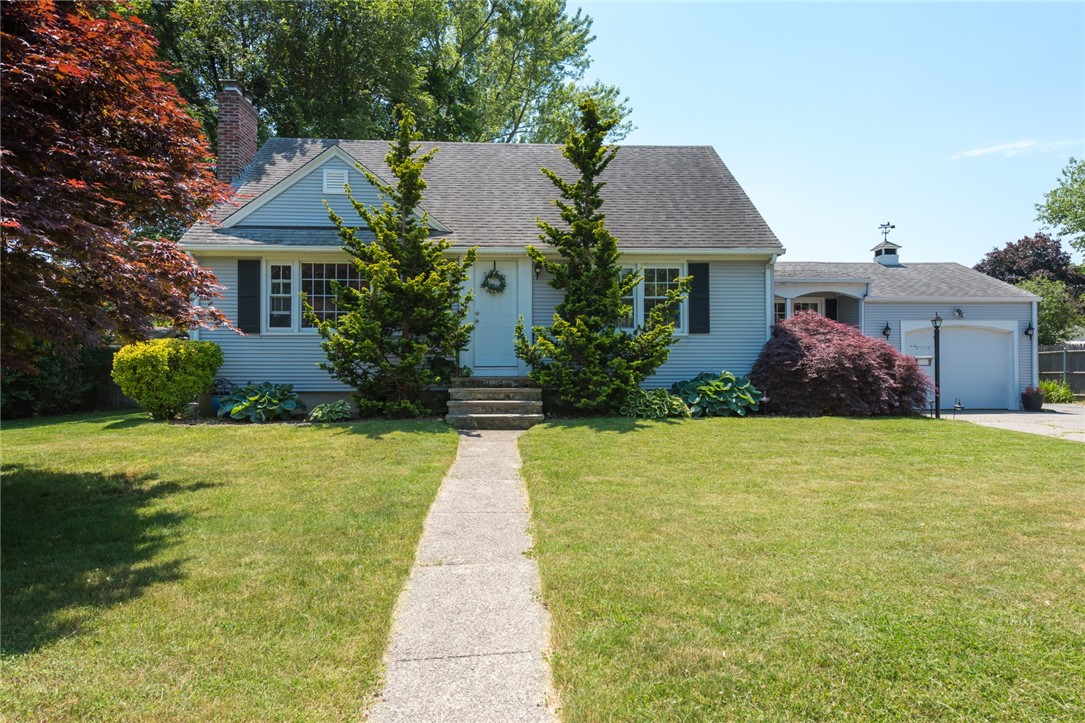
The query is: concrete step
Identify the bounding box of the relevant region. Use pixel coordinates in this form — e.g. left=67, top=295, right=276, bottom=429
left=447, top=399, right=543, bottom=416
left=451, top=376, right=535, bottom=389
left=446, top=413, right=545, bottom=430
left=449, top=387, right=542, bottom=402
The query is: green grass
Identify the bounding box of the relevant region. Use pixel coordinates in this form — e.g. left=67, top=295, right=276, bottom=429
left=2, top=412, right=459, bottom=721
left=519, top=417, right=1085, bottom=721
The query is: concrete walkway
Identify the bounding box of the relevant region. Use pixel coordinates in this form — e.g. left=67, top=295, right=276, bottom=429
left=367, top=430, right=556, bottom=722
left=946, top=403, right=1085, bottom=442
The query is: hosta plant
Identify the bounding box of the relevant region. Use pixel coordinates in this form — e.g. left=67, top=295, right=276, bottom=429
left=671, top=371, right=762, bottom=417
left=217, top=382, right=304, bottom=423
left=620, top=388, right=691, bottom=419
left=308, top=399, right=353, bottom=423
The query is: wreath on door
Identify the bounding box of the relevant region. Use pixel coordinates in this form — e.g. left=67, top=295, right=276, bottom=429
left=480, top=265, right=507, bottom=295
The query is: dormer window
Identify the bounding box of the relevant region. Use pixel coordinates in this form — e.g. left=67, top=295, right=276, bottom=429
left=322, top=168, right=348, bottom=194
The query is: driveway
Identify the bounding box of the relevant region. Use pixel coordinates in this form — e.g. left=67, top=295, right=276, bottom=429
left=944, top=403, right=1084, bottom=442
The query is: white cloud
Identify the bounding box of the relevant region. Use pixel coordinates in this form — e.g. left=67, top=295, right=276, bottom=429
left=951, top=139, right=1081, bottom=160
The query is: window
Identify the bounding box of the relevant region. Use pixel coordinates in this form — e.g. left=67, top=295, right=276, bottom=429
left=268, top=264, right=293, bottom=328
left=642, top=266, right=683, bottom=331
left=301, top=262, right=363, bottom=326
left=619, top=267, right=636, bottom=329
left=793, top=299, right=823, bottom=315
left=322, top=168, right=348, bottom=194
left=774, top=301, right=786, bottom=323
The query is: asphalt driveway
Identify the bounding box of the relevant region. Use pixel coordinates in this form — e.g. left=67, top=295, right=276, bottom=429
left=945, top=403, right=1084, bottom=442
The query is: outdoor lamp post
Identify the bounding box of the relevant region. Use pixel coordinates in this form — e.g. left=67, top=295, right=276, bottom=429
left=931, top=312, right=943, bottom=419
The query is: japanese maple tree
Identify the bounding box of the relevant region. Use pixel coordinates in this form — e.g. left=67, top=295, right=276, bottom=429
left=1, top=0, right=230, bottom=371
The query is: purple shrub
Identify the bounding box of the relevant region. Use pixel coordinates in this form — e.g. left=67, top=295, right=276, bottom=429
left=750, top=312, right=931, bottom=416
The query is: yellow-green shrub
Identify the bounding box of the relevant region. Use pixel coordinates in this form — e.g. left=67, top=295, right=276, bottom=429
left=112, top=339, right=223, bottom=419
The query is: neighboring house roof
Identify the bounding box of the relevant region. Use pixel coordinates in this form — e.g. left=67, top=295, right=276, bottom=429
left=775, top=262, right=1039, bottom=300
left=182, top=138, right=782, bottom=252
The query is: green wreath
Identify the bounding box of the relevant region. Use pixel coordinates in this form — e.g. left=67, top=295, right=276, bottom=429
left=481, top=267, right=507, bottom=295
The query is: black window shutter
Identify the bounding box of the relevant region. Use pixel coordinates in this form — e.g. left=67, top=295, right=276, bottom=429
left=237, top=260, right=261, bottom=334
left=825, top=298, right=838, bottom=321
left=688, top=263, right=710, bottom=334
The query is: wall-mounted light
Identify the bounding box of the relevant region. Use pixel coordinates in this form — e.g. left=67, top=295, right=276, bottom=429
left=1024, top=322, right=1034, bottom=339
left=882, top=323, right=892, bottom=339
left=533, top=261, right=544, bottom=280
left=953, top=307, right=965, bottom=318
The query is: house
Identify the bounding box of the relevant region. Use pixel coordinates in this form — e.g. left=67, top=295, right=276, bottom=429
left=182, top=83, right=783, bottom=402
left=182, top=83, right=1038, bottom=411
left=775, top=243, right=1039, bottom=411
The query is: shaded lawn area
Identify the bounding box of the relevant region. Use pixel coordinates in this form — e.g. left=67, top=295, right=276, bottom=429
left=520, top=417, right=1085, bottom=721
left=1, top=412, right=459, bottom=721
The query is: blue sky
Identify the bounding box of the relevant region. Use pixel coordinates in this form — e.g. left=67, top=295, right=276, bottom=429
left=574, top=1, right=1084, bottom=265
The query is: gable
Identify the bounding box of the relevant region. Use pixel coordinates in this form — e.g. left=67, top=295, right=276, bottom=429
left=224, top=146, right=449, bottom=233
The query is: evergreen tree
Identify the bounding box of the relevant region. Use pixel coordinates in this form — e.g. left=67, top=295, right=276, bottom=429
left=306, top=106, right=477, bottom=417
left=514, top=99, right=687, bottom=413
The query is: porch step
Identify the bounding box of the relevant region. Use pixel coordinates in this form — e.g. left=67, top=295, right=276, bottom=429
left=448, top=399, right=543, bottom=416
left=451, top=376, right=534, bottom=389
left=445, top=378, right=544, bottom=430
left=449, top=387, right=542, bottom=402
left=445, top=413, right=545, bottom=430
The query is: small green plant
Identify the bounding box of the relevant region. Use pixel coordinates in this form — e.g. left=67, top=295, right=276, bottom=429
left=620, top=388, right=691, bottom=419
left=308, top=399, right=353, bottom=423
left=217, top=382, right=304, bottom=423
left=671, top=371, right=762, bottom=417
left=1039, top=379, right=1075, bottom=403
left=112, top=339, right=223, bottom=419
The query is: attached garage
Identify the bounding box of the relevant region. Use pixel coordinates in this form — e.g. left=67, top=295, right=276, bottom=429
left=903, top=321, right=1018, bottom=410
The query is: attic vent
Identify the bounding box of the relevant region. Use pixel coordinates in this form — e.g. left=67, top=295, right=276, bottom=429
left=322, top=168, right=349, bottom=194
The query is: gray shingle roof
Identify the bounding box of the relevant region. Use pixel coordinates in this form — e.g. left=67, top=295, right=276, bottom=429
left=182, top=138, right=781, bottom=251
left=775, top=262, right=1038, bottom=299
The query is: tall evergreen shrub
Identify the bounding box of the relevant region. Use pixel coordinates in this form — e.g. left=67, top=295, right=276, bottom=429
left=514, top=99, right=687, bottom=413
left=306, top=106, right=476, bottom=417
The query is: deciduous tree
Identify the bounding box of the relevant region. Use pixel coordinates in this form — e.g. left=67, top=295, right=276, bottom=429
left=1, top=0, right=230, bottom=371
left=1016, top=278, right=1085, bottom=345
left=514, top=99, right=685, bottom=414
left=1036, top=157, right=1085, bottom=253
left=974, top=232, right=1085, bottom=302
left=306, top=107, right=476, bottom=417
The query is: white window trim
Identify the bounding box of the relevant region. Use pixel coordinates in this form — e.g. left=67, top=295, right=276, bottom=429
left=619, top=262, right=688, bottom=336
left=791, top=297, right=824, bottom=317
left=261, top=260, right=362, bottom=334
left=322, top=167, right=349, bottom=194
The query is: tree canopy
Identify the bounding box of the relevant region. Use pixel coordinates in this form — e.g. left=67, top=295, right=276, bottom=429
left=1016, top=278, right=1085, bottom=346
left=974, top=232, right=1085, bottom=301
left=1, top=0, right=230, bottom=371
left=1036, top=157, right=1085, bottom=253
left=135, top=0, right=632, bottom=148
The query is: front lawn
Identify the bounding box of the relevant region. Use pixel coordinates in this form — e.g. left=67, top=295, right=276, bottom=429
left=2, top=412, right=459, bottom=720
left=520, top=417, right=1085, bottom=721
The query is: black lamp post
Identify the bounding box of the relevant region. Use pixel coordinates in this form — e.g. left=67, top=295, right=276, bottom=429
left=931, top=312, right=943, bottom=419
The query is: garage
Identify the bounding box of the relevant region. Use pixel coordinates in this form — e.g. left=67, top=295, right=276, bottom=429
left=903, top=322, right=1017, bottom=410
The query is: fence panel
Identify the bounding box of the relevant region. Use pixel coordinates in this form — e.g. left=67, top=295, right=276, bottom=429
left=1038, top=345, right=1085, bottom=395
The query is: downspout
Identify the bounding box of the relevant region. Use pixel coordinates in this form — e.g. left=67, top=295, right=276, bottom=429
left=764, top=255, right=777, bottom=340
left=1031, top=299, right=1039, bottom=387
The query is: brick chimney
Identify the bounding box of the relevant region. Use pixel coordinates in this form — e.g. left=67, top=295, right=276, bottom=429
left=216, top=80, right=258, bottom=183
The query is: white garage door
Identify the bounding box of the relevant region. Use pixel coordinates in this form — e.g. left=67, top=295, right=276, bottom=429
left=904, top=324, right=1015, bottom=410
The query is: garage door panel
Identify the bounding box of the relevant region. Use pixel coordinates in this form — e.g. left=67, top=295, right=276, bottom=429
left=904, top=325, right=1014, bottom=410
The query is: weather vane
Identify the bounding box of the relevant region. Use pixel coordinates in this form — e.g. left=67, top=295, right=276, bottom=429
left=879, top=222, right=895, bottom=242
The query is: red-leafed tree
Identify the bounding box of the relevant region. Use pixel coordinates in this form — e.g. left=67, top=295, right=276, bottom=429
left=1, top=0, right=231, bottom=371
left=974, top=232, right=1085, bottom=301
left=750, top=313, right=931, bottom=417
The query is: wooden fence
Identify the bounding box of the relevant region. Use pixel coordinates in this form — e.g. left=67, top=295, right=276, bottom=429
left=1038, top=344, right=1085, bottom=396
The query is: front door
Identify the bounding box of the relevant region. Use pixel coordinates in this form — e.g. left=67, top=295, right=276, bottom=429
left=472, top=259, right=520, bottom=373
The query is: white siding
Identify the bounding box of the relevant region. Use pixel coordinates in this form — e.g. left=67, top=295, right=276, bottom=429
left=865, top=301, right=1034, bottom=394
left=196, top=255, right=351, bottom=392
left=238, top=158, right=384, bottom=227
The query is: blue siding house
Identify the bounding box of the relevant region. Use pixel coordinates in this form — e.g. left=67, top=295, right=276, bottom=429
left=182, top=83, right=1037, bottom=410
